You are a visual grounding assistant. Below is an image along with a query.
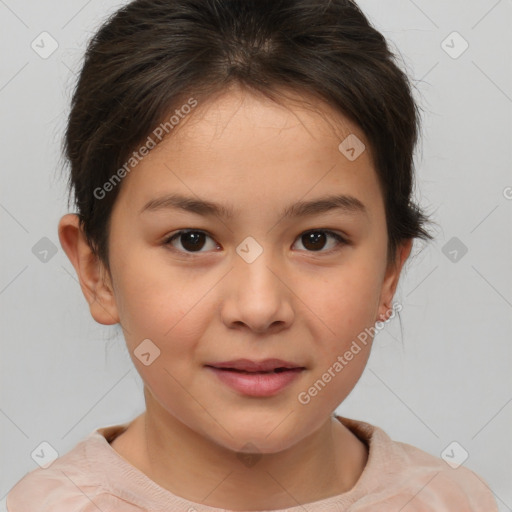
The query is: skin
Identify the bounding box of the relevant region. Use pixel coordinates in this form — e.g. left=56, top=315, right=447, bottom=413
left=59, top=85, right=412, bottom=510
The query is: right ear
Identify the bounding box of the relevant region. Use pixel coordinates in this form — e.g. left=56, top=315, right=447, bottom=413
left=58, top=213, right=120, bottom=325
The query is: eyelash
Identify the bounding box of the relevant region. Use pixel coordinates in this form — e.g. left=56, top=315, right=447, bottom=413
left=162, top=229, right=349, bottom=258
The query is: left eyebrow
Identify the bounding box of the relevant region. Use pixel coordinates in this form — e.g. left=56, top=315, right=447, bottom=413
left=139, top=192, right=368, bottom=220
left=280, top=194, right=368, bottom=220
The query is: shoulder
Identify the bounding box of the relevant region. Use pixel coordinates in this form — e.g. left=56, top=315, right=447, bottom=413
left=6, top=428, right=122, bottom=512
left=6, top=471, right=100, bottom=512
left=387, top=438, right=497, bottom=511
left=337, top=416, right=498, bottom=511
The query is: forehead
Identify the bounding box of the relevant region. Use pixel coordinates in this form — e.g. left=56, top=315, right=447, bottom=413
left=168, top=87, right=370, bottom=160
left=114, top=86, right=383, bottom=222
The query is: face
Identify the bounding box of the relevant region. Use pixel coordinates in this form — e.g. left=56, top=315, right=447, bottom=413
left=72, top=86, right=409, bottom=454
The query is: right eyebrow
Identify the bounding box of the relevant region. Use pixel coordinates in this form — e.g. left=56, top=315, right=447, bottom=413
left=140, top=192, right=368, bottom=220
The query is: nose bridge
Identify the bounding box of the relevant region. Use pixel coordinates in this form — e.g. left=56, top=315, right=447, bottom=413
left=221, top=234, right=294, bottom=332
left=234, top=234, right=282, bottom=294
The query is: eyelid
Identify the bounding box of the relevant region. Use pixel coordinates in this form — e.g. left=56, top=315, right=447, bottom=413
left=163, top=228, right=350, bottom=258
left=298, top=230, right=349, bottom=254
left=163, top=229, right=220, bottom=257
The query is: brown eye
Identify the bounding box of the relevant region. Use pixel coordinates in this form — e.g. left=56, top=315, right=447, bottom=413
left=294, top=230, right=347, bottom=253
left=302, top=232, right=327, bottom=251
left=163, top=229, right=347, bottom=257
left=164, top=230, right=219, bottom=254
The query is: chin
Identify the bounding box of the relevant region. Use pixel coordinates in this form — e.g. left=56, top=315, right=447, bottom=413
left=225, top=432, right=300, bottom=456
left=203, top=414, right=308, bottom=455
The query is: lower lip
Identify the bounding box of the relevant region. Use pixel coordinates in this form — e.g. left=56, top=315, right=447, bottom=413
left=206, top=367, right=304, bottom=397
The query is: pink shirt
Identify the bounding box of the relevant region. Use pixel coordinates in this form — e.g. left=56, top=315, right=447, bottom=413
left=7, top=415, right=497, bottom=511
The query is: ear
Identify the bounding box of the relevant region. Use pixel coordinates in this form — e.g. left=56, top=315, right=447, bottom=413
left=58, top=213, right=119, bottom=325
left=376, top=238, right=413, bottom=322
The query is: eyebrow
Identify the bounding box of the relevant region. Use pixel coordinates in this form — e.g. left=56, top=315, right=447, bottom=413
left=140, top=193, right=368, bottom=220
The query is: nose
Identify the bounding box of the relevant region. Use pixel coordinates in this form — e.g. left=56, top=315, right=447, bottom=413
left=220, top=248, right=295, bottom=335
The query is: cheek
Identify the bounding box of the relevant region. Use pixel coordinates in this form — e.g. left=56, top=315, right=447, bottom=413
left=110, top=247, right=189, bottom=343
left=297, top=268, right=379, bottom=409
left=295, top=260, right=381, bottom=401
left=306, top=260, right=382, bottom=341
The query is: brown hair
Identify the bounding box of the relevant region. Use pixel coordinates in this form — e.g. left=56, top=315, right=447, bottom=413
left=63, top=0, right=435, bottom=274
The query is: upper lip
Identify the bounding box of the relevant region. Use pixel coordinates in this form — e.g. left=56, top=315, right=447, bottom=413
left=205, top=358, right=305, bottom=372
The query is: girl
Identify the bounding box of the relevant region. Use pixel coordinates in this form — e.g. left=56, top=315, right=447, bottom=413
left=7, top=0, right=498, bottom=510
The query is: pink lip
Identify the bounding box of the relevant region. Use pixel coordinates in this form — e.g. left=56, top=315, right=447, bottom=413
left=205, top=358, right=303, bottom=372
left=204, top=359, right=306, bottom=397
left=206, top=367, right=304, bottom=397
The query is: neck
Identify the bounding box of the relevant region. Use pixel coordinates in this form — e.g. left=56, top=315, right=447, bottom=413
left=115, top=393, right=368, bottom=510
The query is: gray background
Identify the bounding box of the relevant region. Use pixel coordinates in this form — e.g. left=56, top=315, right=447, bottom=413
left=1, top=0, right=511, bottom=509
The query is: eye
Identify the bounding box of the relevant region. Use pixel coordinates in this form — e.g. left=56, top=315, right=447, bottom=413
left=292, top=230, right=348, bottom=254
left=163, top=230, right=219, bottom=255
left=163, top=229, right=348, bottom=256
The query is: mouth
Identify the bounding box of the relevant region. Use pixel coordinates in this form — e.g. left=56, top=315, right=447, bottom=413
left=207, top=367, right=297, bottom=374
left=204, top=358, right=305, bottom=373
left=204, top=359, right=306, bottom=397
